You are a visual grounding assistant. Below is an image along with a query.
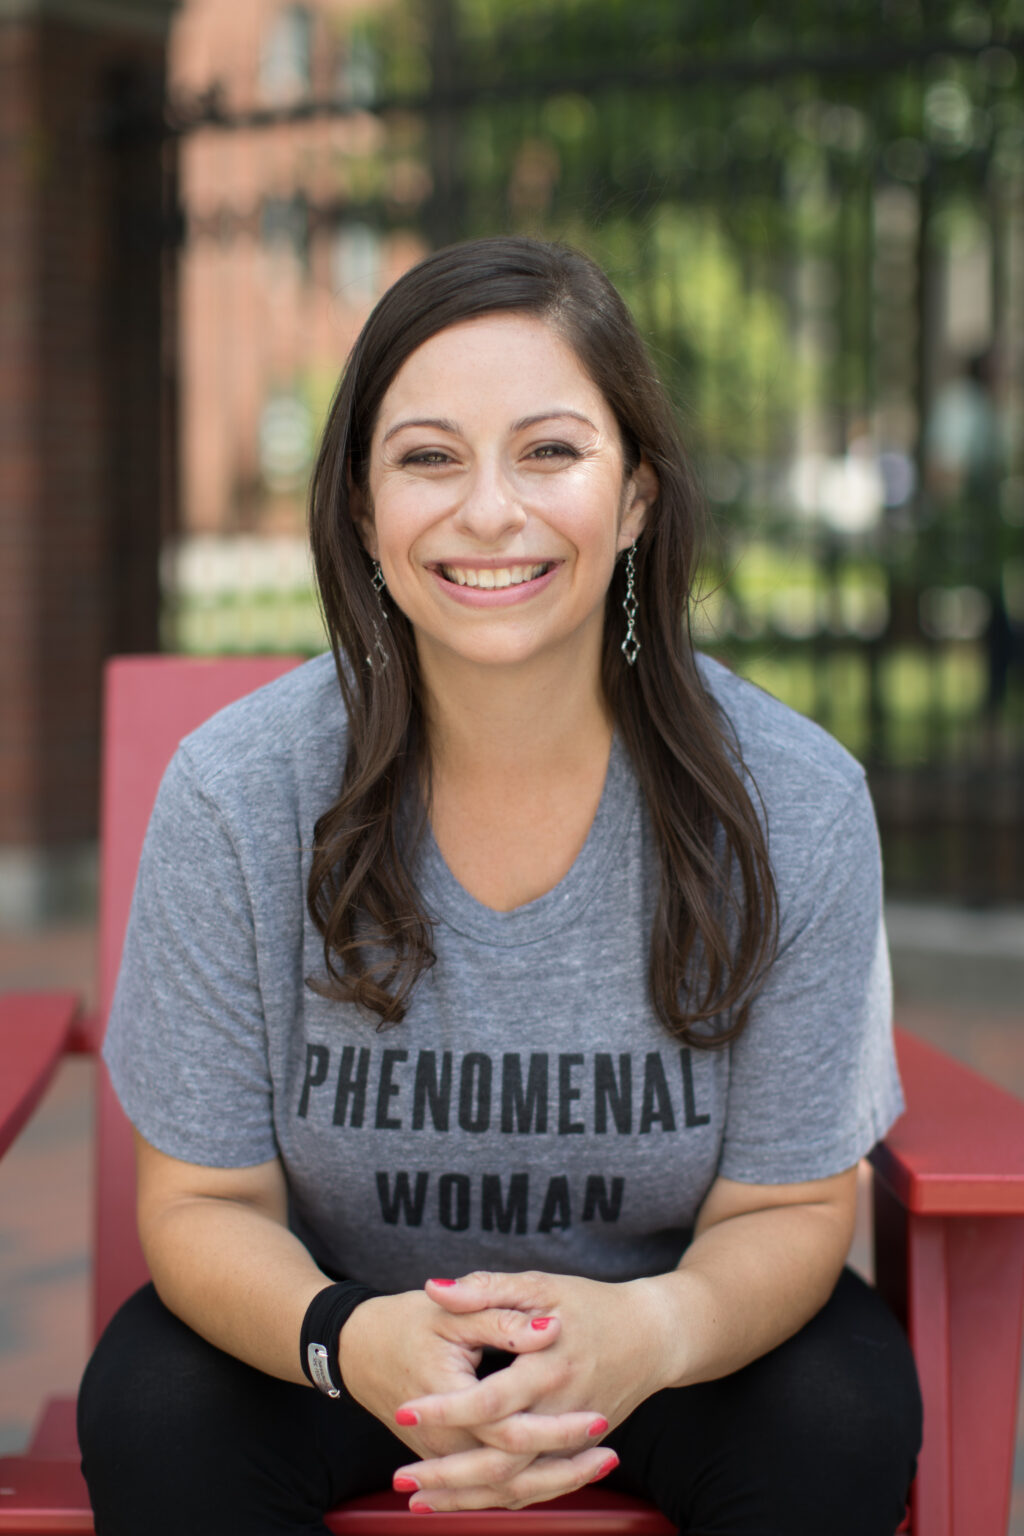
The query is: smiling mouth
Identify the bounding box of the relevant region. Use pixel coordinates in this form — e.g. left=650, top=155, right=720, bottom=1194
left=438, top=563, right=552, bottom=590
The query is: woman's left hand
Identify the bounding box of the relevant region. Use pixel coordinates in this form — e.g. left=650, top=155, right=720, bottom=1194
left=390, top=1270, right=671, bottom=1511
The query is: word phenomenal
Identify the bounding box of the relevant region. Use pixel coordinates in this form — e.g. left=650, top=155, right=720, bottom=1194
left=297, top=1045, right=711, bottom=1135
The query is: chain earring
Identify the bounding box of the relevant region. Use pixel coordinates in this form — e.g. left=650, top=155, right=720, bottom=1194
left=620, top=542, right=640, bottom=666
left=367, top=559, right=389, bottom=671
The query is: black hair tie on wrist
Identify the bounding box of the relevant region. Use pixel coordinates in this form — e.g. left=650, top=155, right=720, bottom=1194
left=300, top=1281, right=380, bottom=1397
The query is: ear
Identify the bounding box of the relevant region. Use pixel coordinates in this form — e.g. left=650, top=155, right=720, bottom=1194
left=349, top=477, right=378, bottom=559
left=617, top=457, right=658, bottom=551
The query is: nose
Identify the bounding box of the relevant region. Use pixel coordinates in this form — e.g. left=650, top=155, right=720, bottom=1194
left=451, top=459, right=527, bottom=544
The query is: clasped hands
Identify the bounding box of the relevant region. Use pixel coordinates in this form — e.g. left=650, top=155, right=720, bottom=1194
left=339, top=1270, right=668, bottom=1513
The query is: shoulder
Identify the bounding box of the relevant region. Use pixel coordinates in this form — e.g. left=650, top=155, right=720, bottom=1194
left=694, top=656, right=886, bottom=974
left=694, top=651, right=869, bottom=847
left=696, top=652, right=865, bottom=798
left=167, top=652, right=347, bottom=826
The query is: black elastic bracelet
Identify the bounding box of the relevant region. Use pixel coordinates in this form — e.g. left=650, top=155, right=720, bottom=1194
left=300, top=1281, right=380, bottom=1397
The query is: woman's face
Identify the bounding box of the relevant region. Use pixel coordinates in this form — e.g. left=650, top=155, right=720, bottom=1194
left=359, top=311, right=656, bottom=676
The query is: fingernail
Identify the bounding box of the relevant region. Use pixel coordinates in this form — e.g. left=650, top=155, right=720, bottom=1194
left=410, top=1501, right=434, bottom=1514
left=592, top=1454, right=619, bottom=1481
left=393, top=1476, right=419, bottom=1492
left=428, top=1277, right=456, bottom=1286
left=531, top=1315, right=554, bottom=1330
left=587, top=1417, right=609, bottom=1437
left=395, top=1408, right=419, bottom=1426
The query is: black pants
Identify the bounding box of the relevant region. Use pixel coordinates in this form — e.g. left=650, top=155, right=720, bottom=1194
left=78, top=1269, right=921, bottom=1536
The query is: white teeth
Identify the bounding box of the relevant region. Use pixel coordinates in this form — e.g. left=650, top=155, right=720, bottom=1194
left=440, top=563, right=548, bottom=589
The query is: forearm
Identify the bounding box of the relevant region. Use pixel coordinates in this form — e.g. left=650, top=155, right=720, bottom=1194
left=634, top=1197, right=854, bottom=1392
left=140, top=1194, right=330, bottom=1384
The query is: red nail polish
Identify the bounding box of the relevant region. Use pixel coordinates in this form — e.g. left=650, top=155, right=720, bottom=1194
left=531, top=1315, right=554, bottom=1330
left=393, top=1477, right=419, bottom=1492
left=395, top=1408, right=419, bottom=1426
left=592, top=1454, right=619, bottom=1481
left=410, top=1501, right=434, bottom=1514
left=587, top=1417, right=609, bottom=1437
left=428, top=1277, right=456, bottom=1286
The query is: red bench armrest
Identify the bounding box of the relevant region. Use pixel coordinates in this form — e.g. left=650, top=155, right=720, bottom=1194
left=0, top=992, right=82, bottom=1159
left=870, top=1027, right=1024, bottom=1215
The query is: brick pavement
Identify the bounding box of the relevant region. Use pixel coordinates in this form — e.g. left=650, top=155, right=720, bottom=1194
left=2, top=918, right=1022, bottom=1530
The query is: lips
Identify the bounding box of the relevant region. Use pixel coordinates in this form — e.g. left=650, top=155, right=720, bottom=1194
left=427, top=559, right=561, bottom=608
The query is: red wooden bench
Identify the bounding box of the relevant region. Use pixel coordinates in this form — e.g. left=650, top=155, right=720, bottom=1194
left=2, top=654, right=1023, bottom=1535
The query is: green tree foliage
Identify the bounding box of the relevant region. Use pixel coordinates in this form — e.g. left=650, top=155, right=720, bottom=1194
left=373, top=0, right=1022, bottom=469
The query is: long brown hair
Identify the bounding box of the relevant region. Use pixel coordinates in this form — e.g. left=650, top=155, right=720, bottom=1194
left=308, top=235, right=777, bottom=1043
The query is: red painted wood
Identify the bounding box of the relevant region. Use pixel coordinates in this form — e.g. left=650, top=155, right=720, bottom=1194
left=946, top=1218, right=1024, bottom=1534
left=0, top=1460, right=92, bottom=1533
left=905, top=1216, right=952, bottom=1536
left=96, top=655, right=302, bottom=1044
left=324, top=1490, right=673, bottom=1536
left=872, top=1032, right=1024, bottom=1216
left=902, top=1211, right=1024, bottom=1536
left=0, top=995, right=80, bottom=1159
left=92, top=655, right=301, bottom=1338
left=93, top=1062, right=147, bottom=1340
left=25, top=1401, right=77, bottom=1459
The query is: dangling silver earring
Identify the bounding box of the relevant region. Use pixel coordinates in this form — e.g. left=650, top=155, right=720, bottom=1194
left=620, top=542, right=640, bottom=666
left=367, top=559, right=389, bottom=670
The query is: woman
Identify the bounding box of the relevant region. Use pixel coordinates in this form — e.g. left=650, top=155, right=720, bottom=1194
left=79, top=236, right=921, bottom=1535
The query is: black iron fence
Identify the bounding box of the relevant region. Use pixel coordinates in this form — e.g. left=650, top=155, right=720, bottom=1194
left=163, top=0, right=1024, bottom=900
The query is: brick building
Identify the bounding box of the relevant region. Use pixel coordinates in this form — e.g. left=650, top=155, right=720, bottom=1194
left=0, top=0, right=419, bottom=921
left=0, top=0, right=175, bottom=923
left=170, top=0, right=418, bottom=538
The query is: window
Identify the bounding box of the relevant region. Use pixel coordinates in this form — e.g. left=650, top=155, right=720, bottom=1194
left=260, top=393, right=315, bottom=491
left=330, top=222, right=381, bottom=304
left=335, top=30, right=378, bottom=107
left=260, top=5, right=313, bottom=104
left=261, top=195, right=309, bottom=270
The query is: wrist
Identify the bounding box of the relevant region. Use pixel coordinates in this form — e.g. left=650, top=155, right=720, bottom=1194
left=624, top=1271, right=705, bottom=1393
left=338, top=1289, right=447, bottom=1419
left=337, top=1290, right=406, bottom=1403
left=301, top=1281, right=380, bottom=1397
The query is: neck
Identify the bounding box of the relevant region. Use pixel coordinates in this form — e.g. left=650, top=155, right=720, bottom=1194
left=417, top=637, right=613, bottom=788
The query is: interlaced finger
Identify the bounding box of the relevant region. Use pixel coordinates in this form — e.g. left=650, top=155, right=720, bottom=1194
left=397, top=1349, right=563, bottom=1430
left=394, top=1443, right=534, bottom=1496
left=471, top=1410, right=608, bottom=1456
left=396, top=1446, right=620, bottom=1514
left=404, top=1409, right=607, bottom=1478
left=439, top=1305, right=560, bottom=1357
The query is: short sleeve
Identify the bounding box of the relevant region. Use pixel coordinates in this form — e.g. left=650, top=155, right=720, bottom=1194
left=719, top=772, right=903, bottom=1184
left=102, top=746, right=279, bottom=1168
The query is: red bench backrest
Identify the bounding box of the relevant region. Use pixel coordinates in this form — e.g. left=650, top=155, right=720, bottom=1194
left=93, top=655, right=301, bottom=1339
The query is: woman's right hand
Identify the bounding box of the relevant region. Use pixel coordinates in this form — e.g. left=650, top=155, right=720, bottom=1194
left=338, top=1288, right=599, bottom=1466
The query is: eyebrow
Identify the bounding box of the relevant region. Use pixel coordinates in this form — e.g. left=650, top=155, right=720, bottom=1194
left=381, top=417, right=460, bottom=445
left=512, top=410, right=598, bottom=434
left=380, top=409, right=599, bottom=445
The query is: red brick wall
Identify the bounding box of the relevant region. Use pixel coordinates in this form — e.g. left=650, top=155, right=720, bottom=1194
left=0, top=12, right=173, bottom=864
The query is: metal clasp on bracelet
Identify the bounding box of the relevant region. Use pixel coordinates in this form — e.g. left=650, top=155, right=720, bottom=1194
left=307, top=1342, right=341, bottom=1398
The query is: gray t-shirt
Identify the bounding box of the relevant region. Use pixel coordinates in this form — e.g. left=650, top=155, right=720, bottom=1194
left=104, top=652, right=902, bottom=1292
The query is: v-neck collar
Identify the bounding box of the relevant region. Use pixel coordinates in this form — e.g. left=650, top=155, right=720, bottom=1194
left=414, top=734, right=640, bottom=948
